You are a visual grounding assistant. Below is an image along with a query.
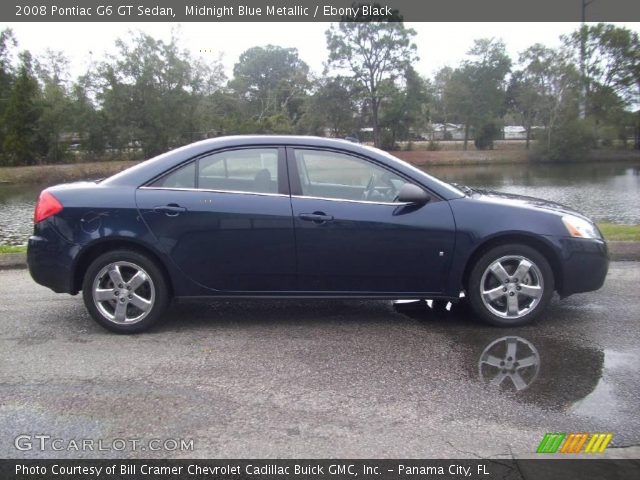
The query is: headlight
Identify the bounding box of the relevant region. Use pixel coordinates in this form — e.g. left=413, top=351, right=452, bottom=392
left=562, top=215, right=601, bottom=239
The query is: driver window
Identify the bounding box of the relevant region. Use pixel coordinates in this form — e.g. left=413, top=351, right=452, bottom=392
left=294, top=149, right=407, bottom=202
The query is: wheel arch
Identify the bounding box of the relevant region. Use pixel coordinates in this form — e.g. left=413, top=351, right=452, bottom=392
left=461, top=233, right=563, bottom=293
left=72, top=238, right=173, bottom=295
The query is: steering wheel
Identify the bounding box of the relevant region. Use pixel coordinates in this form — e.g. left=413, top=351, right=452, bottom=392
left=363, top=173, right=377, bottom=200
left=363, top=173, right=398, bottom=202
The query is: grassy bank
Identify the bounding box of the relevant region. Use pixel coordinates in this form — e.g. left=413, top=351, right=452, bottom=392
left=0, top=245, right=26, bottom=253
left=598, top=223, right=640, bottom=242
left=0, top=160, right=139, bottom=185
left=392, top=144, right=640, bottom=166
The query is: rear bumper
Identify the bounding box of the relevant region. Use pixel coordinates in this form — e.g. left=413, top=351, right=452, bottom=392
left=27, top=234, right=76, bottom=294
left=556, top=237, right=609, bottom=296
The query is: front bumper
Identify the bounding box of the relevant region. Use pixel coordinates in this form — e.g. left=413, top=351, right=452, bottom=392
left=556, top=237, right=609, bottom=296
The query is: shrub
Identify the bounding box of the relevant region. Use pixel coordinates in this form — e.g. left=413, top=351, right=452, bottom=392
left=474, top=121, right=501, bottom=150
left=533, top=118, right=595, bottom=162
left=426, top=140, right=441, bottom=151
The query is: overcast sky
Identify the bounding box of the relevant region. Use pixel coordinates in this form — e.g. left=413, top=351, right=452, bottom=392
left=2, top=22, right=639, bottom=80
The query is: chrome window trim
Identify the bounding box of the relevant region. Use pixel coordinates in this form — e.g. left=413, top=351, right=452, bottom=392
left=138, top=186, right=288, bottom=198
left=139, top=187, right=409, bottom=205
left=291, top=194, right=410, bottom=206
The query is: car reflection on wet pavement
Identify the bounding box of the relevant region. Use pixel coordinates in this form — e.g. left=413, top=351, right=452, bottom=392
left=392, top=295, right=637, bottom=441
left=477, top=336, right=540, bottom=391
left=0, top=263, right=638, bottom=458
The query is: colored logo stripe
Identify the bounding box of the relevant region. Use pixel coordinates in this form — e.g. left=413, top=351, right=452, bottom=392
left=585, top=433, right=613, bottom=453
left=537, top=433, right=613, bottom=454
left=537, top=433, right=566, bottom=453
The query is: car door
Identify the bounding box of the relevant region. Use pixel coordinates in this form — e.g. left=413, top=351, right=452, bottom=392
left=136, top=147, right=297, bottom=292
left=287, top=147, right=456, bottom=294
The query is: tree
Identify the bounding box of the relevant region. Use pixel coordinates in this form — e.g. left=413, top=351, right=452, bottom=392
left=35, top=50, right=74, bottom=163
left=230, top=45, right=310, bottom=128
left=537, top=51, right=581, bottom=155
left=300, top=76, right=359, bottom=137
left=508, top=44, right=558, bottom=150
left=0, top=29, right=17, bottom=157
left=325, top=15, right=417, bottom=147
left=507, top=71, right=539, bottom=149
left=442, top=39, right=511, bottom=150
left=514, top=46, right=584, bottom=160
left=2, top=52, right=43, bottom=166
left=566, top=24, right=640, bottom=109
left=431, top=67, right=453, bottom=138
left=98, top=32, right=224, bottom=157
left=380, top=67, right=432, bottom=147
left=68, top=73, right=108, bottom=156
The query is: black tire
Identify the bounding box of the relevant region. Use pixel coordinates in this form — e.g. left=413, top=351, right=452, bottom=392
left=82, top=249, right=170, bottom=333
left=468, top=244, right=554, bottom=327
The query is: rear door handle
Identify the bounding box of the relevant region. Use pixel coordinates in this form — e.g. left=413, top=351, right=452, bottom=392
left=299, top=212, right=334, bottom=223
left=154, top=204, right=187, bottom=216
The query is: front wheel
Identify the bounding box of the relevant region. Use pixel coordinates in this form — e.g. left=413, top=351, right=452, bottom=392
left=468, top=244, right=554, bottom=327
left=82, top=249, right=170, bottom=333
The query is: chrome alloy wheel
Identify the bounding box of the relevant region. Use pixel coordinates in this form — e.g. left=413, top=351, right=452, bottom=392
left=478, top=336, right=540, bottom=391
left=92, top=261, right=155, bottom=324
left=480, top=255, right=544, bottom=320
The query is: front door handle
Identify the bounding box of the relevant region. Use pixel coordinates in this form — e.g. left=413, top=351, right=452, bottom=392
left=154, top=204, right=187, bottom=216
left=299, top=212, right=334, bottom=223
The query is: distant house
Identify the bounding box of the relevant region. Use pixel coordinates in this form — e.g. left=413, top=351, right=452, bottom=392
left=503, top=126, right=527, bottom=140
left=425, top=123, right=466, bottom=141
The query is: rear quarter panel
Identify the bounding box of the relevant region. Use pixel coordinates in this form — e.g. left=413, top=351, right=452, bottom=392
left=42, top=183, right=204, bottom=296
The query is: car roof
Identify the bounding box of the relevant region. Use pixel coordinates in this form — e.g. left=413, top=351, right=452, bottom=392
left=102, top=135, right=463, bottom=200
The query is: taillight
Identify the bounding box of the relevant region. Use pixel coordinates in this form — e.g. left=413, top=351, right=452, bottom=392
left=34, top=191, right=63, bottom=223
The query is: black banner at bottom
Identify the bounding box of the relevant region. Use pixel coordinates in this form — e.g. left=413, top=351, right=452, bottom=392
left=2, top=459, right=640, bottom=480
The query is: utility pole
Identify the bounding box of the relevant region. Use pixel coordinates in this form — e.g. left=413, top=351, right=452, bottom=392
left=579, top=0, right=595, bottom=119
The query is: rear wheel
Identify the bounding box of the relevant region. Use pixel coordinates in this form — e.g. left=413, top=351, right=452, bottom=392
left=468, top=244, right=554, bottom=327
left=82, top=249, right=170, bottom=333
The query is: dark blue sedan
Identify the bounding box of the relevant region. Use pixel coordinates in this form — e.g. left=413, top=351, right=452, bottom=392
left=27, top=136, right=609, bottom=332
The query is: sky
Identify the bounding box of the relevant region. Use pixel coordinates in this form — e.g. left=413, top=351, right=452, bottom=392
left=2, top=22, right=639, bottom=81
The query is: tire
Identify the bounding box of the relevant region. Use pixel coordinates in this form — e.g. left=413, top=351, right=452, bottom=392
left=82, top=249, right=170, bottom=333
left=468, top=244, right=554, bottom=327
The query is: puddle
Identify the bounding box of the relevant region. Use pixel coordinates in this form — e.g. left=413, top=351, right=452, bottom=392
left=569, top=349, right=640, bottom=422
left=393, top=300, right=606, bottom=410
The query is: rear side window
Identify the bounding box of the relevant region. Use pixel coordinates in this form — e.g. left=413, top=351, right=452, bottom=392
left=149, top=148, right=279, bottom=194
left=151, top=162, right=196, bottom=188
left=198, top=149, right=278, bottom=193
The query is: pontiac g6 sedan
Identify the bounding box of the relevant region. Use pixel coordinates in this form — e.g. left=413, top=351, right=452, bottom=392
left=28, top=136, right=608, bottom=333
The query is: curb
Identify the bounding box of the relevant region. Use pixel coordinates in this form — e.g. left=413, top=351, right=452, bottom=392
left=0, top=253, right=26, bottom=269
left=1, top=242, right=639, bottom=271
left=608, top=241, right=640, bottom=261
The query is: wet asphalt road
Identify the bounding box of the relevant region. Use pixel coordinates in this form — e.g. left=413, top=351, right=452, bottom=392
left=0, top=263, right=639, bottom=459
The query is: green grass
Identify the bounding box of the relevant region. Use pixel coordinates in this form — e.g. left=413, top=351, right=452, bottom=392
left=0, top=244, right=26, bottom=254
left=597, top=223, right=640, bottom=241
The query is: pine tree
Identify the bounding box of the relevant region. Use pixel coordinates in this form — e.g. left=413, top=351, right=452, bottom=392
left=2, top=53, right=42, bottom=166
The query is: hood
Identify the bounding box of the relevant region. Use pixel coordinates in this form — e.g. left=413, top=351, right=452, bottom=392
left=470, top=188, right=591, bottom=220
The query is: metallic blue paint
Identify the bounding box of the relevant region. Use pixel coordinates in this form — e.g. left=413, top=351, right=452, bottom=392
left=28, top=136, right=609, bottom=301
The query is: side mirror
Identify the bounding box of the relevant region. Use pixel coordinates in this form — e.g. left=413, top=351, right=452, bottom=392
left=397, top=183, right=430, bottom=204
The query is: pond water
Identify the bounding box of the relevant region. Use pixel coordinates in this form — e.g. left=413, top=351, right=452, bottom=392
left=426, top=162, right=640, bottom=224
left=0, top=161, right=639, bottom=245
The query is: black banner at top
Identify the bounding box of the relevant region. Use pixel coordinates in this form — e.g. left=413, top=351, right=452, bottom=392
left=2, top=0, right=640, bottom=22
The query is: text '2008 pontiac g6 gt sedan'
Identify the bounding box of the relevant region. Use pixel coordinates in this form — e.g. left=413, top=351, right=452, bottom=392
left=27, top=136, right=608, bottom=333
